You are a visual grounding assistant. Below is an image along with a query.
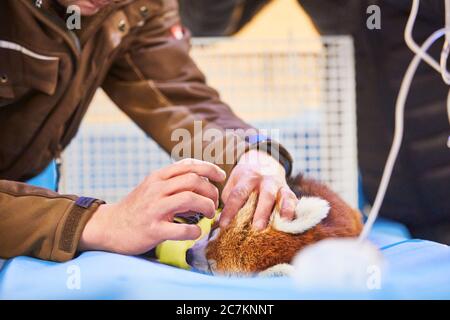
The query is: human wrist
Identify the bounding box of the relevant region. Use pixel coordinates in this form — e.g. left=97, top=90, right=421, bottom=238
left=244, top=135, right=293, bottom=176
left=240, top=149, right=286, bottom=176
left=78, top=203, right=114, bottom=252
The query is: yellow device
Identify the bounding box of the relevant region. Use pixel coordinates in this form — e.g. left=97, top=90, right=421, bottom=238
left=155, top=211, right=220, bottom=269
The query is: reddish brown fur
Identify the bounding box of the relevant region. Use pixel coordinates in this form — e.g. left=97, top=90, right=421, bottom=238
left=206, top=175, right=363, bottom=275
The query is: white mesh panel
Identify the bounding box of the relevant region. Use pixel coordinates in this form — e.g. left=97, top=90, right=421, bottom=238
left=60, top=36, right=358, bottom=206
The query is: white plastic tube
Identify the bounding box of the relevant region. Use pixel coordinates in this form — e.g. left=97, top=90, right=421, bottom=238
left=441, top=0, right=450, bottom=84
left=359, top=27, right=450, bottom=241
left=405, top=0, right=442, bottom=73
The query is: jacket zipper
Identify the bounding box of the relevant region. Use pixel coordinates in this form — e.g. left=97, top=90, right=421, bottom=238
left=20, top=0, right=81, bottom=61
left=20, top=0, right=80, bottom=185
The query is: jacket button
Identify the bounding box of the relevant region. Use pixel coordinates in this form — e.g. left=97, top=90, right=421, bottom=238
left=0, top=74, right=8, bottom=84
left=140, top=6, right=149, bottom=18
left=118, top=19, right=127, bottom=32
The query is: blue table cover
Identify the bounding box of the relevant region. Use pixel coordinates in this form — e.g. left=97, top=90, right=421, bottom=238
left=0, top=163, right=449, bottom=299
left=0, top=221, right=449, bottom=299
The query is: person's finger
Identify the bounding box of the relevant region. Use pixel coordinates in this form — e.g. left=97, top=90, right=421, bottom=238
left=163, top=173, right=219, bottom=208
left=158, top=191, right=216, bottom=219
left=162, top=222, right=202, bottom=241
left=252, top=180, right=279, bottom=230
left=221, top=170, right=238, bottom=203
left=220, top=179, right=257, bottom=228
left=155, top=158, right=226, bottom=182
left=279, top=186, right=298, bottom=221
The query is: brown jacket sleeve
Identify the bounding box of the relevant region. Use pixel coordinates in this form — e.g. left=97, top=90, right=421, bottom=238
left=0, top=180, right=103, bottom=261
left=102, top=0, right=292, bottom=179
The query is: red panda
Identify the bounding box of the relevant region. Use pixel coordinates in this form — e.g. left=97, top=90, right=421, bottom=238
left=202, top=174, right=363, bottom=276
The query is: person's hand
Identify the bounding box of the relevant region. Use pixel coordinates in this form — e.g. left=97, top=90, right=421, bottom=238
left=78, top=159, right=226, bottom=255
left=220, top=150, right=297, bottom=231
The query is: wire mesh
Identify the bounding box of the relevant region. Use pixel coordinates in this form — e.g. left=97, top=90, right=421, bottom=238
left=60, top=36, right=358, bottom=206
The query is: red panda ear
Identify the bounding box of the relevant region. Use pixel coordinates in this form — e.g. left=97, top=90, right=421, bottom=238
left=272, top=196, right=330, bottom=234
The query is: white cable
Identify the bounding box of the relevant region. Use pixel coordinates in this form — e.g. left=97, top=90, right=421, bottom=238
left=405, top=0, right=450, bottom=120
left=441, top=0, right=450, bottom=84
left=447, top=90, right=450, bottom=139
left=359, top=27, right=449, bottom=241
left=404, top=0, right=442, bottom=73
left=446, top=0, right=450, bottom=42
left=440, top=43, right=450, bottom=84
left=446, top=0, right=450, bottom=149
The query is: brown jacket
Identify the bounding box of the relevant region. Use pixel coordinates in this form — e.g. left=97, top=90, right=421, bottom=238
left=0, top=0, right=291, bottom=261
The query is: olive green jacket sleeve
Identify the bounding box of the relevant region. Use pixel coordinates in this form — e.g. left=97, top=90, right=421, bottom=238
left=0, top=180, right=103, bottom=262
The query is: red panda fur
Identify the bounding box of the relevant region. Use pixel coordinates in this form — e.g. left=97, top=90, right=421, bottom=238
left=205, top=174, right=363, bottom=274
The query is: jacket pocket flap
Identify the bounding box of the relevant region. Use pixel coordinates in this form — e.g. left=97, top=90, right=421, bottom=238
left=0, top=41, right=60, bottom=97
left=22, top=54, right=59, bottom=96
